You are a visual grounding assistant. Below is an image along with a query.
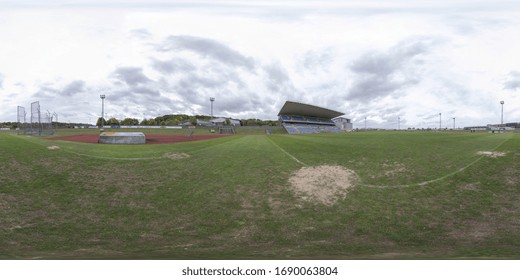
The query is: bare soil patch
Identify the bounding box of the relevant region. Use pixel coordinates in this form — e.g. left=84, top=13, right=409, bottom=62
left=289, top=165, right=359, bottom=206
left=477, top=151, right=506, bottom=158
left=47, top=146, right=60, bottom=150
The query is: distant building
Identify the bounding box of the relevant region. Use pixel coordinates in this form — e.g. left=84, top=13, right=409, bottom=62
left=464, top=124, right=518, bottom=131
left=210, top=117, right=241, bottom=126
left=196, top=119, right=212, bottom=126
left=196, top=118, right=241, bottom=126
left=463, top=126, right=487, bottom=131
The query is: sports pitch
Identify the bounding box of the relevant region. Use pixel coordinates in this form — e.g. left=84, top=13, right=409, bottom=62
left=1, top=129, right=519, bottom=259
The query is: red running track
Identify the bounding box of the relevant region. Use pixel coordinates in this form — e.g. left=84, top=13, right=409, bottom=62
left=48, top=133, right=233, bottom=144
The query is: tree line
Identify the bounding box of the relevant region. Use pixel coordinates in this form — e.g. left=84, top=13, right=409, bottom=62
left=96, top=114, right=279, bottom=127
left=1, top=114, right=279, bottom=129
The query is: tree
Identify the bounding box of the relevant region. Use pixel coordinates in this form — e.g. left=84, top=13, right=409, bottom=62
left=120, top=118, right=139, bottom=125
left=165, top=119, right=178, bottom=126
left=190, top=117, right=198, bottom=126
left=107, top=117, right=120, bottom=125
left=96, top=117, right=106, bottom=127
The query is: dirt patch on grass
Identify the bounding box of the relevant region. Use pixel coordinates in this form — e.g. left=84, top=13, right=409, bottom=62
left=504, top=167, right=519, bottom=187
left=1, top=158, right=34, bottom=183
left=477, top=151, right=506, bottom=158
left=382, top=162, right=408, bottom=177
left=459, top=183, right=480, bottom=191
left=163, top=152, right=190, bottom=160
left=289, top=165, right=359, bottom=206
left=448, top=218, right=498, bottom=242
left=47, top=146, right=60, bottom=150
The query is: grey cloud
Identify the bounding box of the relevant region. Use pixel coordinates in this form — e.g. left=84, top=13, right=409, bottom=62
left=113, top=87, right=159, bottom=100
left=32, top=84, right=59, bottom=99
left=109, top=88, right=177, bottom=110
left=178, top=75, right=223, bottom=89
left=192, top=89, right=271, bottom=118
left=157, top=56, right=252, bottom=109
left=445, top=15, right=509, bottom=35
left=264, top=63, right=289, bottom=85
left=263, top=63, right=296, bottom=94
left=261, top=63, right=303, bottom=105
left=106, top=65, right=183, bottom=113
left=132, top=86, right=161, bottom=97
left=504, top=71, right=520, bottom=90
left=174, top=86, right=200, bottom=105
left=31, top=81, right=86, bottom=99
left=130, top=28, right=152, bottom=39
left=349, top=103, right=406, bottom=128
left=149, top=38, right=300, bottom=118
left=302, top=49, right=333, bottom=71
left=421, top=113, right=442, bottom=120
left=111, top=67, right=152, bottom=86
left=166, top=69, right=271, bottom=117
left=152, top=58, right=196, bottom=74
left=62, top=80, right=86, bottom=96
left=157, top=35, right=255, bottom=70
left=347, top=38, right=433, bottom=102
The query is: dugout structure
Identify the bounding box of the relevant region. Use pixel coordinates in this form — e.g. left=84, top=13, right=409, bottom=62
left=278, top=101, right=348, bottom=134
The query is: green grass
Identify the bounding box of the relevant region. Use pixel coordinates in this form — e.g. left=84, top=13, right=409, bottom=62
left=0, top=130, right=519, bottom=259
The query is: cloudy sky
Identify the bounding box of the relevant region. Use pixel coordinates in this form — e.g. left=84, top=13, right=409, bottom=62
left=1, top=0, right=520, bottom=128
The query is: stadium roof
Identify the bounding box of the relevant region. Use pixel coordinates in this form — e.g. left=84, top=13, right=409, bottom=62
left=278, top=101, right=344, bottom=119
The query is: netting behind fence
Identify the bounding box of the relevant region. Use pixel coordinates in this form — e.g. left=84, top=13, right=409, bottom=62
left=17, top=106, right=26, bottom=123
left=17, top=101, right=54, bottom=136
left=17, top=106, right=28, bottom=134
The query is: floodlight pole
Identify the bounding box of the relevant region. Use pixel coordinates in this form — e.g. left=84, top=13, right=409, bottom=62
left=364, top=117, right=367, bottom=130
left=398, top=117, right=400, bottom=130
left=210, top=97, right=215, bottom=118
left=453, top=117, right=455, bottom=130
left=100, top=94, right=106, bottom=128
left=439, top=113, right=442, bottom=130
left=500, top=101, right=504, bottom=126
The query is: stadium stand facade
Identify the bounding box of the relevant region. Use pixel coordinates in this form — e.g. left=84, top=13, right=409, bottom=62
left=278, top=101, right=351, bottom=134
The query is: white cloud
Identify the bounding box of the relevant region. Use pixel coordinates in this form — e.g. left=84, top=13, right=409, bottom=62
left=1, top=0, right=520, bottom=128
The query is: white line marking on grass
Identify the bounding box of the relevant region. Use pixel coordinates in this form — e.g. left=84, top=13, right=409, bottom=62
left=17, top=134, right=242, bottom=161
left=62, top=151, right=161, bottom=161
left=266, top=136, right=307, bottom=166
left=359, top=134, right=513, bottom=188
left=16, top=135, right=174, bottom=161
left=68, top=136, right=242, bottom=161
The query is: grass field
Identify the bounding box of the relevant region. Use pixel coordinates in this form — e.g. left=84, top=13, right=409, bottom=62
left=1, top=129, right=519, bottom=259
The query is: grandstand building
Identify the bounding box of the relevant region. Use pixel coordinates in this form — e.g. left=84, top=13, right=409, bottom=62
left=278, top=101, right=351, bottom=134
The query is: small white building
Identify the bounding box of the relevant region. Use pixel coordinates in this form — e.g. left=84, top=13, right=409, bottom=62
left=332, top=117, right=353, bottom=131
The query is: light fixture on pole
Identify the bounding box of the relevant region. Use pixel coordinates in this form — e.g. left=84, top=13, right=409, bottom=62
left=100, top=94, right=106, bottom=129
left=500, top=101, right=504, bottom=126
left=210, top=97, right=215, bottom=118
